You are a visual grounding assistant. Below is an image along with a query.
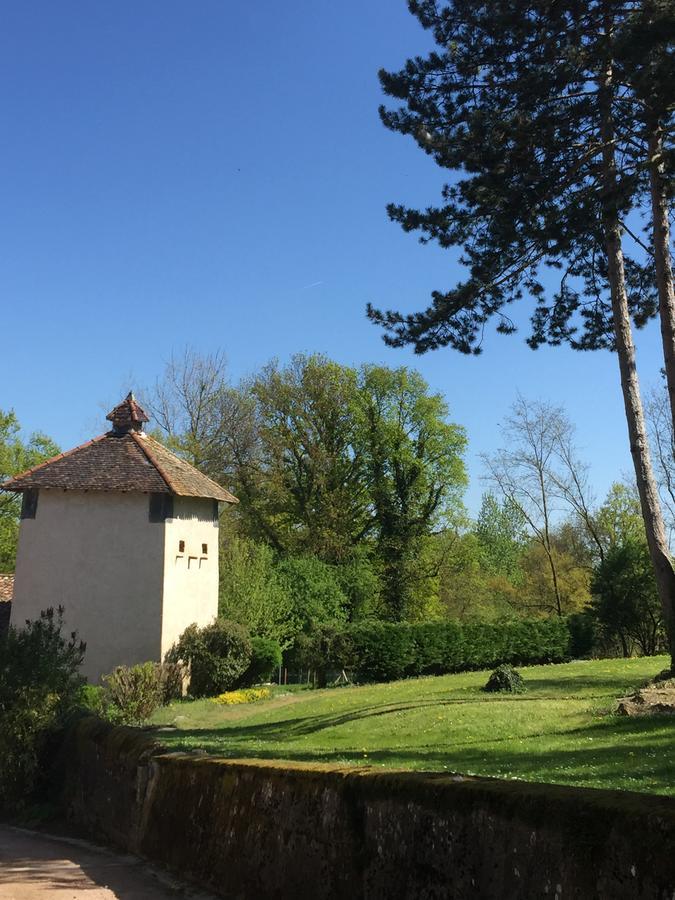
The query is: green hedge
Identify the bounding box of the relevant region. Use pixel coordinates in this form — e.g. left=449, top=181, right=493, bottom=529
left=295, top=618, right=571, bottom=683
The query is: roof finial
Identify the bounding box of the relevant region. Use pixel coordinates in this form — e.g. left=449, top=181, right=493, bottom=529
left=106, top=392, right=150, bottom=435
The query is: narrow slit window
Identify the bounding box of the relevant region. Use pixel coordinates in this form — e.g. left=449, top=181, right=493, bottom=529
left=178, top=540, right=185, bottom=553
left=202, top=543, right=208, bottom=555
left=21, top=489, right=39, bottom=520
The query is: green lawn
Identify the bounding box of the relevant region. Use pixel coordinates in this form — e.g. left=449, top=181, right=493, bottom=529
left=149, top=656, right=675, bottom=796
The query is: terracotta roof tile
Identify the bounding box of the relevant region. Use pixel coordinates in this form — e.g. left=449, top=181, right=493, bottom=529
left=0, top=433, right=170, bottom=494
left=107, top=392, right=149, bottom=433
left=0, top=393, right=237, bottom=504
left=0, top=434, right=237, bottom=502
left=134, top=434, right=238, bottom=503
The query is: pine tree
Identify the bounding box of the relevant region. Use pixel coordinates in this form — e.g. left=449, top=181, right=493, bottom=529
left=369, top=0, right=675, bottom=665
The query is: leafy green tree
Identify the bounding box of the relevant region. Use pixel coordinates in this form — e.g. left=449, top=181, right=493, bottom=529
left=475, top=493, right=526, bottom=581
left=332, top=548, right=382, bottom=621
left=616, top=4, right=675, bottom=464
left=595, top=481, right=646, bottom=552
left=237, top=355, right=370, bottom=562
left=518, top=540, right=591, bottom=618
left=368, top=0, right=675, bottom=665
left=0, top=411, right=59, bottom=571
left=218, top=536, right=296, bottom=648
left=437, top=530, right=516, bottom=621
left=275, top=556, right=349, bottom=641
left=591, top=539, right=665, bottom=656
left=357, top=365, right=467, bottom=620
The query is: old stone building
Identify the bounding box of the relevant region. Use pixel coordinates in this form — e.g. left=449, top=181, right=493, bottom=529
left=1, top=393, right=237, bottom=682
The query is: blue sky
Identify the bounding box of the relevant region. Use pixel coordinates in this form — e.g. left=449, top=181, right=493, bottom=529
left=0, top=1, right=662, bottom=515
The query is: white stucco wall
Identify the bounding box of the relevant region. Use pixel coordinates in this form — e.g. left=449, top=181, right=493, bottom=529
left=12, top=490, right=166, bottom=683
left=160, top=496, right=219, bottom=659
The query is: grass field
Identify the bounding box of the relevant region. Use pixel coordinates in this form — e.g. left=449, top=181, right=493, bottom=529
left=149, top=656, right=675, bottom=796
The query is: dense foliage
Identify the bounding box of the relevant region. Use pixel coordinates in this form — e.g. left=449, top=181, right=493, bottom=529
left=293, top=618, right=571, bottom=684
left=0, top=410, right=59, bottom=570
left=100, top=662, right=182, bottom=726
left=151, top=352, right=466, bottom=624
left=0, top=607, right=85, bottom=810
left=167, top=620, right=252, bottom=697
left=484, top=664, right=526, bottom=694
left=591, top=539, right=665, bottom=657
left=240, top=637, right=282, bottom=686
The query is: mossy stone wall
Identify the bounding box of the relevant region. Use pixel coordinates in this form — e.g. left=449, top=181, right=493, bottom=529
left=58, top=717, right=675, bottom=899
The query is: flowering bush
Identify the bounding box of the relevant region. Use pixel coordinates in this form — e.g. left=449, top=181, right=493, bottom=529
left=213, top=687, right=271, bottom=705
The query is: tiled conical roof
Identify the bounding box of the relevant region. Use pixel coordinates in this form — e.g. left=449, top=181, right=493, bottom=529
left=106, top=392, right=150, bottom=434
left=0, top=394, right=237, bottom=504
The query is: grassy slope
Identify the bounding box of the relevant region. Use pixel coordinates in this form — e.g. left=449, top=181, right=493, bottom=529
left=150, top=656, right=675, bottom=796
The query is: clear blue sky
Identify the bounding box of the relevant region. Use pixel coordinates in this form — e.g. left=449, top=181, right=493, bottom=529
left=0, top=1, right=663, bottom=515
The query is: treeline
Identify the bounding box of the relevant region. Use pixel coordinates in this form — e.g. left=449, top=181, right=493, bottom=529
left=1, top=349, right=670, bottom=663
left=146, top=350, right=669, bottom=661
left=150, top=350, right=467, bottom=624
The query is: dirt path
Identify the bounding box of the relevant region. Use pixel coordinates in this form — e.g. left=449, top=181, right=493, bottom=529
left=0, top=825, right=217, bottom=899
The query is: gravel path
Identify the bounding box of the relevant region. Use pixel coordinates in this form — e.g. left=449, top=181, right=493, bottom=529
left=0, top=825, right=217, bottom=899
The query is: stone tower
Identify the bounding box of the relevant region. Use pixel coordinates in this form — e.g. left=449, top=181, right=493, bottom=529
left=1, top=393, right=237, bottom=682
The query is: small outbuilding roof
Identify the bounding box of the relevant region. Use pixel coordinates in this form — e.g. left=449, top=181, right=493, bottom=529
left=0, top=394, right=238, bottom=504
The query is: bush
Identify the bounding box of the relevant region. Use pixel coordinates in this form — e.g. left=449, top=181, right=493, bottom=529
left=0, top=607, right=85, bottom=811
left=76, top=683, right=109, bottom=717
left=291, top=617, right=571, bottom=684
left=287, top=624, right=355, bottom=687
left=102, top=662, right=166, bottom=726
left=483, top=664, right=526, bottom=693
left=167, top=620, right=252, bottom=697
left=240, top=637, right=282, bottom=686
left=213, top=687, right=271, bottom=705
left=346, top=622, right=417, bottom=683
left=567, top=611, right=599, bottom=658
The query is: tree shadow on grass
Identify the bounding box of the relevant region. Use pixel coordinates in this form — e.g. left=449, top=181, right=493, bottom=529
left=151, top=695, right=565, bottom=747
left=154, top=713, right=675, bottom=795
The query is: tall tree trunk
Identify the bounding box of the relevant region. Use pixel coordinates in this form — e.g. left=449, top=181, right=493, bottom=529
left=599, top=53, right=675, bottom=669
left=649, top=126, right=675, bottom=431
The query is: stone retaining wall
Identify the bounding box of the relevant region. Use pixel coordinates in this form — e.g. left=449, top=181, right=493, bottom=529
left=57, top=716, right=675, bottom=899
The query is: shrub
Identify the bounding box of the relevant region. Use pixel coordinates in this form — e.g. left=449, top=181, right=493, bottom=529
left=291, top=617, right=571, bottom=684
left=287, top=624, right=355, bottom=687
left=0, top=607, right=85, bottom=811
left=159, top=661, right=185, bottom=703
left=167, top=620, right=252, bottom=698
left=483, top=664, right=526, bottom=693
left=102, top=662, right=165, bottom=726
left=347, top=622, right=417, bottom=683
left=240, top=637, right=282, bottom=686
left=76, top=683, right=109, bottom=717
left=567, top=611, right=599, bottom=659
left=213, top=687, right=271, bottom=705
